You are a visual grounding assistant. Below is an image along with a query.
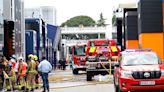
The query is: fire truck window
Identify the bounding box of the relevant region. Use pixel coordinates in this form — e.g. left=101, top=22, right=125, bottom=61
left=74, top=47, right=85, bottom=56
left=101, top=42, right=108, bottom=46
left=90, top=42, right=95, bottom=47
left=92, top=41, right=108, bottom=46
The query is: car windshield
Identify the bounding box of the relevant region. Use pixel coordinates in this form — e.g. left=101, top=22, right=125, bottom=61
left=122, top=53, right=160, bottom=66
left=74, top=47, right=86, bottom=56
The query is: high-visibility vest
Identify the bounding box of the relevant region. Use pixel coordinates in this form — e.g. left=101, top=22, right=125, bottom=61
left=18, top=63, right=27, bottom=76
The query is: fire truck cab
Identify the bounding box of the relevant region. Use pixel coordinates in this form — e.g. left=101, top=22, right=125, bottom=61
left=86, top=39, right=120, bottom=81
left=71, top=44, right=86, bottom=74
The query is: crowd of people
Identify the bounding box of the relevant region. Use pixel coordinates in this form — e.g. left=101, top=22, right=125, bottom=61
left=0, top=54, right=52, bottom=92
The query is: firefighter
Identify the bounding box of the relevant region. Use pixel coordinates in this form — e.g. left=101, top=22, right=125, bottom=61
left=17, top=57, right=27, bottom=90
left=2, top=56, right=9, bottom=67
left=0, top=55, right=5, bottom=90
left=9, top=55, right=16, bottom=69
left=5, top=63, right=16, bottom=91
left=33, top=55, right=40, bottom=89
left=26, top=54, right=37, bottom=91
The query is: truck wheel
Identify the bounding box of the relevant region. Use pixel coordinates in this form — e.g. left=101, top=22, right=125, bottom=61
left=86, top=71, right=92, bottom=81
left=73, top=69, right=78, bottom=74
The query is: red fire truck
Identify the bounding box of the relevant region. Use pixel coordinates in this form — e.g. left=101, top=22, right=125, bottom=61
left=85, top=39, right=120, bottom=81
left=71, top=44, right=86, bottom=74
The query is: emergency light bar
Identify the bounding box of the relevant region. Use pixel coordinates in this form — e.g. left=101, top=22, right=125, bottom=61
left=125, top=49, right=152, bottom=52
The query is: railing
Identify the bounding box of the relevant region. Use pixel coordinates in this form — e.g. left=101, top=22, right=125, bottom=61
left=61, top=27, right=107, bottom=31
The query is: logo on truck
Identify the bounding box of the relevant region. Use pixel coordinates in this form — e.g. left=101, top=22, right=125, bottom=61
left=144, top=72, right=150, bottom=78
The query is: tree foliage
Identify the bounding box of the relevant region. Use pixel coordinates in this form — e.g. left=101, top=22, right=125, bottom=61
left=97, top=13, right=107, bottom=27
left=61, top=16, right=96, bottom=27
left=112, top=15, right=116, bottom=25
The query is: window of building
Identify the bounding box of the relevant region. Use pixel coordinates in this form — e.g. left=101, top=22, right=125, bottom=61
left=100, top=33, right=105, bottom=39
left=62, top=34, right=99, bottom=40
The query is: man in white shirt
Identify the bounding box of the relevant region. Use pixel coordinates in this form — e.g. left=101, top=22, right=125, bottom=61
left=38, top=56, right=52, bottom=92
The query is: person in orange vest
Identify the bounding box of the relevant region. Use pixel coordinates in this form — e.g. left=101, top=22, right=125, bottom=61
left=33, top=55, right=40, bottom=89
left=26, top=54, right=37, bottom=91
left=17, top=57, right=27, bottom=90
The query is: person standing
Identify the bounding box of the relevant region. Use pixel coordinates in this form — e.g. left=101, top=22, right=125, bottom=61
left=5, top=63, right=16, bottom=91
left=26, top=54, right=37, bottom=91
left=0, top=55, right=5, bottom=90
left=33, top=55, right=40, bottom=89
left=9, top=55, right=16, bottom=69
left=17, top=57, right=27, bottom=90
left=61, top=58, right=66, bottom=70
left=38, top=56, right=52, bottom=92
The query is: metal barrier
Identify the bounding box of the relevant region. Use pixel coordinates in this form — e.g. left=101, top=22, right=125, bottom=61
left=100, top=60, right=114, bottom=75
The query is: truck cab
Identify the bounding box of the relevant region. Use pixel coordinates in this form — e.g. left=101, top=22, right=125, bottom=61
left=71, top=44, right=86, bottom=74
left=86, top=39, right=120, bottom=81
left=114, top=49, right=164, bottom=92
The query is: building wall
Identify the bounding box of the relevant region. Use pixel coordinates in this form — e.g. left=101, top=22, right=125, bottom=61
left=3, top=0, right=12, bottom=20
left=25, top=6, right=57, bottom=25
left=40, top=6, right=56, bottom=25
left=3, top=0, right=25, bottom=58
left=0, top=0, right=4, bottom=53
left=21, top=1, right=25, bottom=58
left=138, top=0, right=164, bottom=60
left=14, top=0, right=25, bottom=57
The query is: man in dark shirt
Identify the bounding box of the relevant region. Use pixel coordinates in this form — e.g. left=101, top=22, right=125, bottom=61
left=61, top=58, right=66, bottom=70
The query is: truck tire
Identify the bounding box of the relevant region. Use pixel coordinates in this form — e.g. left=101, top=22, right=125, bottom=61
left=73, top=69, right=78, bottom=75
left=86, top=71, right=92, bottom=81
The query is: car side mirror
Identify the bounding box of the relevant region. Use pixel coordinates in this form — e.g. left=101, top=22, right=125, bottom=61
left=115, top=62, right=120, bottom=67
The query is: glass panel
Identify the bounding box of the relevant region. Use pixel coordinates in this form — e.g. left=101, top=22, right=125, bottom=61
left=74, top=46, right=85, bottom=56
left=0, top=0, right=3, bottom=51
left=122, top=53, right=159, bottom=66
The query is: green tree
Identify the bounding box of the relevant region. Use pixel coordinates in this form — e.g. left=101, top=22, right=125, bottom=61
left=97, top=13, right=107, bottom=27
left=60, top=16, right=96, bottom=27
left=112, top=15, right=116, bottom=26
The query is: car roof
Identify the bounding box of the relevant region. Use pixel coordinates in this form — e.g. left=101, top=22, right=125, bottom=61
left=122, top=49, right=156, bottom=55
